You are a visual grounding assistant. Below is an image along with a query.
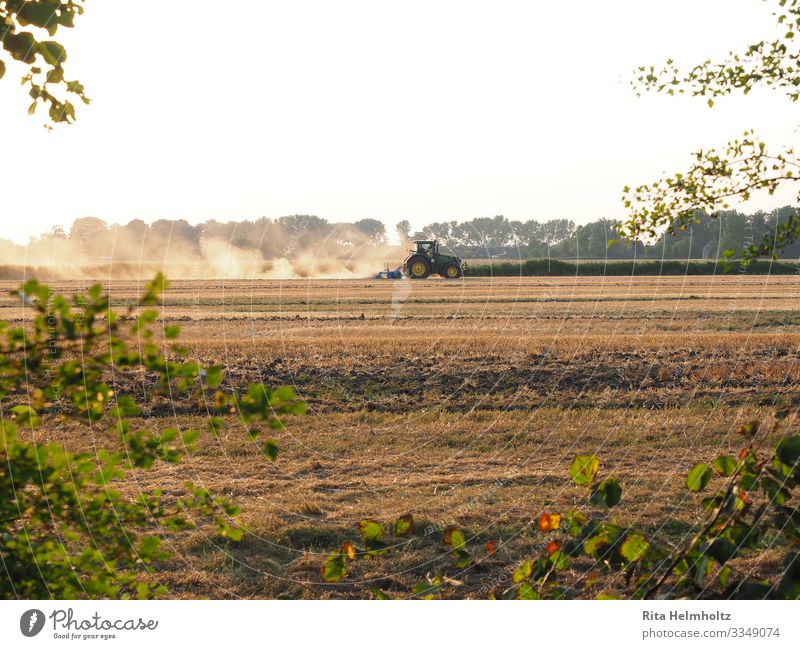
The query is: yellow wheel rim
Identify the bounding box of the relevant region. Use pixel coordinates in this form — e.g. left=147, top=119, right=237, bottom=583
left=411, top=262, right=426, bottom=277
left=447, top=265, right=458, bottom=277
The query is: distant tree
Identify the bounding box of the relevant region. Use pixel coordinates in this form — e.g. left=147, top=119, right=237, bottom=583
left=123, top=219, right=148, bottom=243
left=508, top=219, right=537, bottom=248
left=353, top=218, right=387, bottom=245
left=144, top=219, right=199, bottom=254
left=622, top=0, right=800, bottom=259
left=68, top=216, right=107, bottom=241
left=395, top=220, right=411, bottom=244
left=278, top=214, right=329, bottom=240
left=718, top=211, right=750, bottom=254
left=0, top=0, right=90, bottom=125
left=422, top=221, right=457, bottom=246
left=254, top=217, right=287, bottom=258
left=462, top=215, right=513, bottom=247
left=541, top=219, right=575, bottom=250
left=766, top=206, right=800, bottom=257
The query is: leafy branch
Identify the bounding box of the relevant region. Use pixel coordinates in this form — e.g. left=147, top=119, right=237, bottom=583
left=623, top=0, right=800, bottom=260
left=0, top=0, right=90, bottom=125
left=620, top=134, right=800, bottom=260
left=0, top=275, right=305, bottom=598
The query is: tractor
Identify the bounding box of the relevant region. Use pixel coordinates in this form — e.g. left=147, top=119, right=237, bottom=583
left=403, top=240, right=465, bottom=279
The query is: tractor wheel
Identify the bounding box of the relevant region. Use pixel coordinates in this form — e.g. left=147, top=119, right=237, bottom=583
left=442, top=262, right=462, bottom=279
left=406, top=256, right=430, bottom=279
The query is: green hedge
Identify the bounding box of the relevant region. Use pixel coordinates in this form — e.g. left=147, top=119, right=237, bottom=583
left=465, top=259, right=800, bottom=276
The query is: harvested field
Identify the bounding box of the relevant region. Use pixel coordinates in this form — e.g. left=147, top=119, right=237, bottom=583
left=5, top=275, right=800, bottom=598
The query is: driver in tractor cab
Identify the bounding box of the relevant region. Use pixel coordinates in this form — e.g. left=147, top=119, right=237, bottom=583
left=419, top=241, right=436, bottom=256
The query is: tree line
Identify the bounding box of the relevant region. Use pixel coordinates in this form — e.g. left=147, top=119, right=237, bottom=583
left=413, top=207, right=800, bottom=259
left=5, top=207, right=799, bottom=262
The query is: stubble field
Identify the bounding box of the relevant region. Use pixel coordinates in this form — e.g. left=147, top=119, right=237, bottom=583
left=4, top=274, right=800, bottom=598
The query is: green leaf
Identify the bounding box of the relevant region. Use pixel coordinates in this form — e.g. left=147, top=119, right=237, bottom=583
left=549, top=549, right=570, bottom=570
left=443, top=527, right=466, bottom=549
left=452, top=548, right=472, bottom=568
left=570, top=454, right=600, bottom=486
left=711, top=455, right=738, bottom=477
left=204, top=365, right=223, bottom=388
left=46, top=66, right=64, bottom=83
left=372, top=588, right=393, bottom=600
left=18, top=4, right=59, bottom=29
left=113, top=395, right=142, bottom=418
left=620, top=533, right=650, bottom=562
left=208, top=416, right=224, bottom=436
left=517, top=582, right=541, bottom=599
left=412, top=580, right=440, bottom=600
left=512, top=561, right=532, bottom=583
left=270, top=385, right=297, bottom=405
left=181, top=429, right=200, bottom=445
left=11, top=404, right=40, bottom=427
left=38, top=40, right=67, bottom=65
left=589, top=477, right=622, bottom=508
left=394, top=514, right=414, bottom=536
left=685, top=463, right=713, bottom=492
left=321, top=552, right=347, bottom=583
left=776, top=436, right=800, bottom=468
left=706, top=538, right=737, bottom=564
left=4, top=32, right=37, bottom=64
left=358, top=520, right=385, bottom=542
left=564, top=510, right=588, bottom=537
left=583, top=523, right=622, bottom=558
left=164, top=325, right=180, bottom=339
left=718, top=565, right=732, bottom=588
left=262, top=438, right=279, bottom=461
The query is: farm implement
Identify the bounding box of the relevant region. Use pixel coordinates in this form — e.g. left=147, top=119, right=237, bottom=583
left=374, top=266, right=404, bottom=279
left=374, top=240, right=466, bottom=279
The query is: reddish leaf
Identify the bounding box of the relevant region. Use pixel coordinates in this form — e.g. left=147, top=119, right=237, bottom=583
left=538, top=512, right=561, bottom=533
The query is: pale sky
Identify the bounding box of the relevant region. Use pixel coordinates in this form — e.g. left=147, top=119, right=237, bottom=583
left=1, top=0, right=798, bottom=244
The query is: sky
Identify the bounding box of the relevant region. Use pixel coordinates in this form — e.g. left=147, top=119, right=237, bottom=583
left=1, top=0, right=798, bottom=244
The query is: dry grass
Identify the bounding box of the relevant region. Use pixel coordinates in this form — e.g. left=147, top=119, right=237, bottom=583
left=7, top=275, right=800, bottom=598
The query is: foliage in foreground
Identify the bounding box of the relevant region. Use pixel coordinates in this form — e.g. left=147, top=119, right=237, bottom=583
left=0, top=275, right=304, bottom=598
left=0, top=0, right=90, bottom=125
left=324, top=418, right=800, bottom=600
left=2, top=276, right=798, bottom=601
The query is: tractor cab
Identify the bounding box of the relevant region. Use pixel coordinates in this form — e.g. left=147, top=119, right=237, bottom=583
left=413, top=240, right=438, bottom=257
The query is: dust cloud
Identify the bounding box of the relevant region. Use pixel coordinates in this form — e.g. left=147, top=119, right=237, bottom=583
left=0, top=217, right=408, bottom=280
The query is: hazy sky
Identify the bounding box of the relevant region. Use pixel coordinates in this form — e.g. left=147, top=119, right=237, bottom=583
left=1, top=0, right=798, bottom=243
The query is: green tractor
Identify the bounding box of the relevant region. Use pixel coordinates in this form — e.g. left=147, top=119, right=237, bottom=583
left=403, top=240, right=465, bottom=279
